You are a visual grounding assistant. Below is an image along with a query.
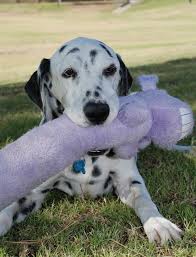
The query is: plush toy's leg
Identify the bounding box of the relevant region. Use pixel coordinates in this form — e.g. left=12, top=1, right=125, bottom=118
left=169, top=107, right=194, bottom=153
left=0, top=173, right=64, bottom=236
left=179, top=107, right=193, bottom=140
left=113, top=158, right=182, bottom=244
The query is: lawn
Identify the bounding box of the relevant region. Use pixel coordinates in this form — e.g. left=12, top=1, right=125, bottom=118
left=0, top=0, right=195, bottom=256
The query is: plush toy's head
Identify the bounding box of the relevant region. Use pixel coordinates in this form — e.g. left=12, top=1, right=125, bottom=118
left=25, top=37, right=133, bottom=127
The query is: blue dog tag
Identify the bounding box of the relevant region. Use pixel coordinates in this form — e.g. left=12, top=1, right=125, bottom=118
left=72, top=159, right=86, bottom=174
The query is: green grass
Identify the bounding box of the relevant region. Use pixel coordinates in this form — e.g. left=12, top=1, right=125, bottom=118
left=0, top=1, right=195, bottom=256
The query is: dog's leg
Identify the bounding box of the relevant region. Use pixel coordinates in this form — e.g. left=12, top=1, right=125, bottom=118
left=0, top=192, right=46, bottom=236
left=113, top=158, right=182, bottom=244
left=0, top=173, right=64, bottom=236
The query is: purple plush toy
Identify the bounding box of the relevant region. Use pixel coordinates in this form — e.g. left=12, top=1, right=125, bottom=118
left=0, top=75, right=194, bottom=210
left=114, top=75, right=194, bottom=158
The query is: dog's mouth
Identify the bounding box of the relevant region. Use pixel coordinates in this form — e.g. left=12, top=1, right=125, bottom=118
left=87, top=149, right=108, bottom=156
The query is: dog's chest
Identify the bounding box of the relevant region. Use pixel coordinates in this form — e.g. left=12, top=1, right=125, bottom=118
left=63, top=155, right=114, bottom=197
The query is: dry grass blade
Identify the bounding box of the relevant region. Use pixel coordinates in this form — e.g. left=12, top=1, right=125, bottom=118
left=4, top=220, right=78, bottom=245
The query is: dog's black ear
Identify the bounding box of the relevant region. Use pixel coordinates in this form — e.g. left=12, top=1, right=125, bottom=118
left=117, top=54, right=133, bottom=96
left=25, top=58, right=50, bottom=110
left=25, top=71, right=43, bottom=110
left=39, top=58, right=50, bottom=80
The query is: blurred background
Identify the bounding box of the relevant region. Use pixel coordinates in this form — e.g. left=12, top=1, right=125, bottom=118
left=0, top=1, right=195, bottom=257
left=0, top=0, right=196, bottom=84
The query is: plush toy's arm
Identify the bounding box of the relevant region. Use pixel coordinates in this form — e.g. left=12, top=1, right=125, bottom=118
left=0, top=99, right=151, bottom=210
left=114, top=75, right=194, bottom=158
left=136, top=75, right=194, bottom=148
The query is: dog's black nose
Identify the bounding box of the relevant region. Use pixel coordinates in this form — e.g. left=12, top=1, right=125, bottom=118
left=84, top=102, right=110, bottom=125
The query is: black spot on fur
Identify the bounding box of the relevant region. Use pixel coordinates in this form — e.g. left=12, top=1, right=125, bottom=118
left=13, top=212, right=18, bottom=222
left=64, top=181, right=72, bottom=190
left=110, top=171, right=116, bottom=175
left=92, top=166, right=101, bottom=177
left=106, top=149, right=115, bottom=158
left=90, top=49, right=97, bottom=64
left=86, top=91, right=91, bottom=97
left=53, top=181, right=60, bottom=187
left=84, top=62, right=88, bottom=71
left=104, top=176, right=112, bottom=189
left=67, top=47, right=80, bottom=55
left=49, top=82, right=52, bottom=89
left=100, top=44, right=112, bottom=57
left=42, top=118, right=47, bottom=124
left=94, top=91, right=99, bottom=97
left=132, top=180, right=141, bottom=185
left=89, top=180, right=96, bottom=185
left=52, top=110, right=58, bottom=119
left=111, top=186, right=118, bottom=196
left=92, top=157, right=98, bottom=163
left=41, top=189, right=50, bottom=194
left=44, top=83, right=52, bottom=97
left=48, top=90, right=52, bottom=97
left=59, top=44, right=67, bottom=53
left=56, top=100, right=64, bottom=114
left=21, top=202, right=36, bottom=215
left=96, top=86, right=102, bottom=91
left=43, top=106, right=46, bottom=115
left=18, top=197, right=26, bottom=205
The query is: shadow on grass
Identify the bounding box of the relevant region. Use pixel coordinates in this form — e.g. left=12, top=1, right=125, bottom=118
left=0, top=82, right=41, bottom=146
left=0, top=57, right=195, bottom=256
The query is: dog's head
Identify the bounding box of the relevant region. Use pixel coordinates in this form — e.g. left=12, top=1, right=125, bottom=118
left=25, top=37, right=133, bottom=126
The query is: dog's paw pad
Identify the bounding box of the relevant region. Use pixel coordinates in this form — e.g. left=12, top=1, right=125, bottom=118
left=144, top=216, right=182, bottom=245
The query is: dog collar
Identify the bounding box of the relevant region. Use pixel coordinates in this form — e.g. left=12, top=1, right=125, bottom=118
left=87, top=149, right=107, bottom=156
left=72, top=159, right=86, bottom=174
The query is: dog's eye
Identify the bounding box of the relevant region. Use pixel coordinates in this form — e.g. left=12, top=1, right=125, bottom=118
left=103, top=64, right=117, bottom=77
left=62, top=68, right=77, bottom=78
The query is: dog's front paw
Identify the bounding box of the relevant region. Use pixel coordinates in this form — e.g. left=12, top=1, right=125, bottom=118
left=143, top=216, right=182, bottom=245
left=0, top=211, right=13, bottom=236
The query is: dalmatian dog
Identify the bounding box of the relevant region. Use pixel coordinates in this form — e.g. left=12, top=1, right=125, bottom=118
left=0, top=37, right=182, bottom=244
